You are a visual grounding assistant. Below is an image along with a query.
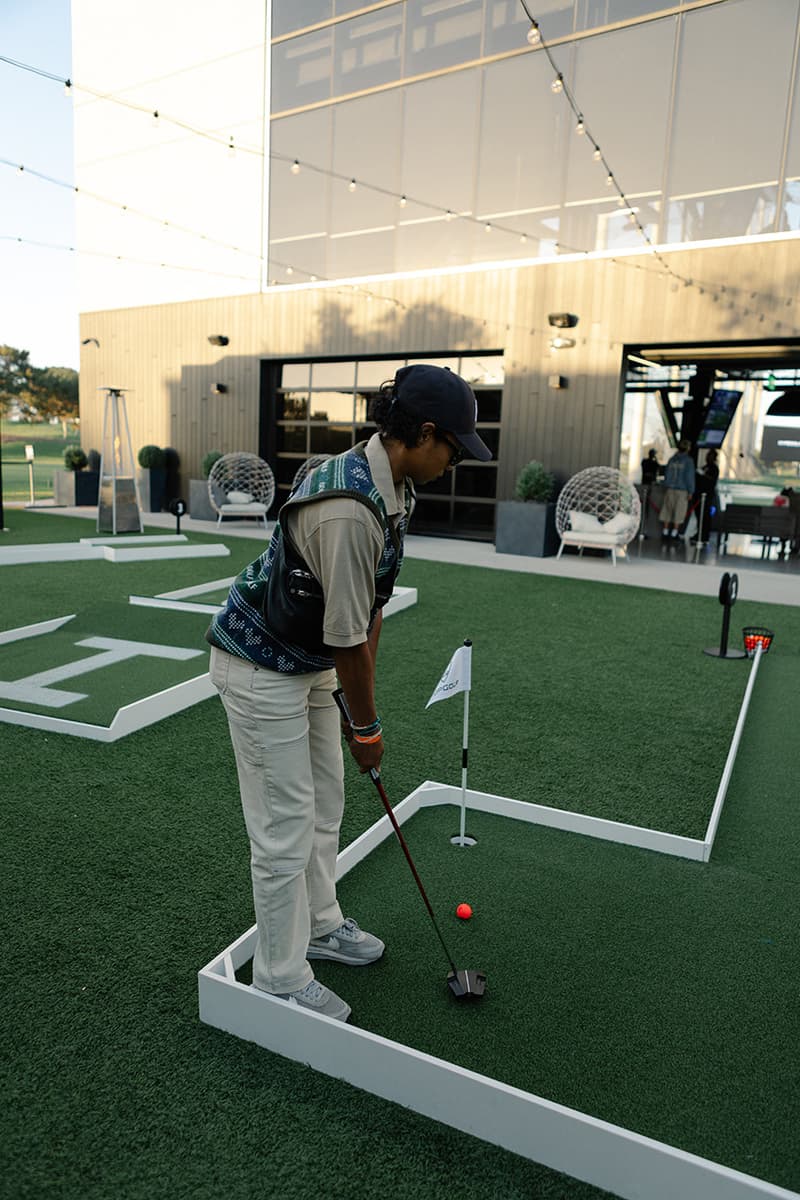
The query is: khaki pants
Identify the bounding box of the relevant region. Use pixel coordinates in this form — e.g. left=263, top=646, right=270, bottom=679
left=209, top=646, right=344, bottom=994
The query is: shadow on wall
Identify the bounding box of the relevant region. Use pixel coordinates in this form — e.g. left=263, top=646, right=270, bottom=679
left=304, top=295, right=493, bottom=358
left=168, top=296, right=499, bottom=485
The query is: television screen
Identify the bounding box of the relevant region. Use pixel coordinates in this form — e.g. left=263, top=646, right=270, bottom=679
left=696, top=388, right=742, bottom=448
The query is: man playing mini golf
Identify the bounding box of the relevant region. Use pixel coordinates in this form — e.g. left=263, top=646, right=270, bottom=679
left=207, top=364, right=491, bottom=1022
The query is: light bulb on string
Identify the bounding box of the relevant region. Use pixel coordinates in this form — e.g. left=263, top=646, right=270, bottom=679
left=526, top=21, right=541, bottom=45
left=17, top=163, right=24, bottom=173
left=286, top=266, right=293, bottom=275
left=617, top=195, right=625, bottom=207
left=290, top=159, right=300, bottom=175
left=445, top=210, right=453, bottom=221
left=551, top=74, right=564, bottom=94
left=575, top=117, right=585, bottom=136
left=592, top=147, right=602, bottom=162
left=399, top=194, right=407, bottom=208
left=606, top=173, right=614, bottom=187
left=63, top=78, right=72, bottom=97
left=485, top=222, right=492, bottom=233
left=228, top=137, right=235, bottom=158
left=348, top=178, right=357, bottom=192
left=520, top=233, right=528, bottom=244
left=152, top=110, right=160, bottom=127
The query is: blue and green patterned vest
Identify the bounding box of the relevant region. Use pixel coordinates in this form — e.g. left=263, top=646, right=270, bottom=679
left=206, top=443, right=412, bottom=673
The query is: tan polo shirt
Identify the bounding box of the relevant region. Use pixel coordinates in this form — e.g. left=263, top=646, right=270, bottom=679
left=284, top=434, right=411, bottom=648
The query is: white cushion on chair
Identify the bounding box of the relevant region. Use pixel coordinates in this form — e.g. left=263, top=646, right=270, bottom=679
left=569, top=510, right=602, bottom=532
left=227, top=490, right=253, bottom=504
left=603, top=511, right=633, bottom=533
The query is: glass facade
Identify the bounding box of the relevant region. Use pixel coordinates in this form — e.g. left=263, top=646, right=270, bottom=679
left=270, top=353, right=503, bottom=537
left=269, top=0, right=800, bottom=282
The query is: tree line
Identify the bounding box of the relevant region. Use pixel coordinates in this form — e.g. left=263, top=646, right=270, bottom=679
left=0, top=344, right=78, bottom=429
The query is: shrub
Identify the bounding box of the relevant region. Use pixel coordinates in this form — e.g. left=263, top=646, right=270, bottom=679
left=86, top=448, right=101, bottom=473
left=138, top=444, right=166, bottom=469
left=514, top=460, right=554, bottom=503
left=64, top=447, right=88, bottom=472
left=202, top=450, right=223, bottom=478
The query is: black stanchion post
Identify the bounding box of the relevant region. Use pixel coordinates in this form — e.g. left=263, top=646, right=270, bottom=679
left=704, top=572, right=746, bottom=659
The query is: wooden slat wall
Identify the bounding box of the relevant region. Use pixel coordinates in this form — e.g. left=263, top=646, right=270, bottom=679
left=78, top=236, right=800, bottom=497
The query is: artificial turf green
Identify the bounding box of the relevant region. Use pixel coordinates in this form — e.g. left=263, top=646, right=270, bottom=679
left=0, top=602, right=211, bottom=724
left=3, top=508, right=800, bottom=1198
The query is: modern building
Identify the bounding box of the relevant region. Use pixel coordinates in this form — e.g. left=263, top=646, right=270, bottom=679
left=74, top=0, right=800, bottom=536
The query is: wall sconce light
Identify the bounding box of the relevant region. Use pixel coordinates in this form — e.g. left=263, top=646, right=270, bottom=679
left=208, top=335, right=229, bottom=347
left=548, top=313, right=579, bottom=329
left=549, top=336, right=576, bottom=350
left=211, top=383, right=228, bottom=395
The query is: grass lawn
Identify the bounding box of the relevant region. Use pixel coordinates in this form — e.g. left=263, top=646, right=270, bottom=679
left=1, top=420, right=80, bottom=502
left=2, top=509, right=799, bottom=1199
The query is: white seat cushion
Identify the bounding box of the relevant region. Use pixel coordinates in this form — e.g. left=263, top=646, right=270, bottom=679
left=603, top=511, right=634, bottom=533
left=226, top=490, right=253, bottom=504
left=569, top=510, right=602, bottom=532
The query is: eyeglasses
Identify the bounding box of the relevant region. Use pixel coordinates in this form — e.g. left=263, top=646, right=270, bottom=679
left=436, top=430, right=467, bottom=467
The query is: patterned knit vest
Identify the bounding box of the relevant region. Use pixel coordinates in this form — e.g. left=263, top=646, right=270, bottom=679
left=206, top=443, right=411, bottom=673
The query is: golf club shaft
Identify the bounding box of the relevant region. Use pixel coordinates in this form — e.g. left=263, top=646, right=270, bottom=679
left=332, top=689, right=459, bottom=976
left=367, top=769, right=459, bottom=976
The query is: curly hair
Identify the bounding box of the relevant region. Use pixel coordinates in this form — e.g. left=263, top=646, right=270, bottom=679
left=369, top=379, right=426, bottom=449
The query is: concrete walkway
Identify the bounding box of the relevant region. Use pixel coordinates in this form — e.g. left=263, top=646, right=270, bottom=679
left=17, top=502, right=800, bottom=609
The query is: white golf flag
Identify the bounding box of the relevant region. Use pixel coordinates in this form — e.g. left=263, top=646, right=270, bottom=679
left=426, top=643, right=472, bottom=708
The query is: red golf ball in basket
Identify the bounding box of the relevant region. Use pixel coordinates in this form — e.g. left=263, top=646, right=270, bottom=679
left=456, top=902, right=473, bottom=920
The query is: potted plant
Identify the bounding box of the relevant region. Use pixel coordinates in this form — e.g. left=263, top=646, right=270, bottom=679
left=53, top=446, right=100, bottom=506
left=495, top=460, right=559, bottom=557
left=188, top=449, right=223, bottom=520
left=137, top=444, right=167, bottom=512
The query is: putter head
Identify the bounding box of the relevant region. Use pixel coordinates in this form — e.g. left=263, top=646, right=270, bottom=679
left=447, top=968, right=487, bottom=1000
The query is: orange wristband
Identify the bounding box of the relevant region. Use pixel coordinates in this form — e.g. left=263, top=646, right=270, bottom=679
left=353, top=730, right=383, bottom=744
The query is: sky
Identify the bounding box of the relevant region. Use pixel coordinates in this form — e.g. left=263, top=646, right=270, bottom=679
left=0, top=0, right=77, bottom=369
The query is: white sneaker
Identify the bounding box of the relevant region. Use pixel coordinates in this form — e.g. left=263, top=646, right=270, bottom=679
left=307, top=917, right=385, bottom=966
left=274, top=978, right=351, bottom=1022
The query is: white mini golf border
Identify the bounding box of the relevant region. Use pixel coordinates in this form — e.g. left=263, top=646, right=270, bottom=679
left=0, top=588, right=418, bottom=740
left=199, top=784, right=793, bottom=1200
left=0, top=539, right=230, bottom=566
left=129, top=584, right=419, bottom=619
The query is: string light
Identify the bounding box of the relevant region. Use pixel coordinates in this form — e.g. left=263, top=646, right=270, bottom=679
left=593, top=147, right=602, bottom=162
left=290, top=159, right=300, bottom=174
left=399, top=194, right=407, bottom=207
left=551, top=74, right=563, bottom=94
left=526, top=21, right=541, bottom=45
left=348, top=178, right=357, bottom=192
left=575, top=117, right=585, bottom=136
left=63, top=79, right=71, bottom=97
left=606, top=173, right=614, bottom=186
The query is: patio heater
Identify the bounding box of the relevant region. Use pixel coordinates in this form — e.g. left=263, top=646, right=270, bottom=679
left=97, top=387, right=143, bottom=534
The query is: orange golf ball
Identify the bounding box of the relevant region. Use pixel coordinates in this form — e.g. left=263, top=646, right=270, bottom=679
left=456, top=903, right=472, bottom=920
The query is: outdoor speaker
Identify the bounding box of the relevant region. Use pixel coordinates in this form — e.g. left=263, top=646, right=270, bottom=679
left=548, top=313, right=579, bottom=328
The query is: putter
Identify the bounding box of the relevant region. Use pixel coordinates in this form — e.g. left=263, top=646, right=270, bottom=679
left=333, top=689, right=486, bottom=1001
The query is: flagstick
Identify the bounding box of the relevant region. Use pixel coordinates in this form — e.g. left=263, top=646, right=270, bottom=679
left=451, top=639, right=476, bottom=848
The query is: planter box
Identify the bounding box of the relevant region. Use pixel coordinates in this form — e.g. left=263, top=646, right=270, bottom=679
left=53, top=470, right=99, bottom=507
left=495, top=500, right=559, bottom=557
left=137, top=467, right=167, bottom=513
left=189, top=478, right=216, bottom=521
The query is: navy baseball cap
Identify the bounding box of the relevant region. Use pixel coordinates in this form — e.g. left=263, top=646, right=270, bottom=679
left=394, top=364, right=492, bottom=462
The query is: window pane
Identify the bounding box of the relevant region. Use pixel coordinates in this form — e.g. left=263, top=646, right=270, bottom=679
left=404, top=0, right=483, bottom=75
left=575, top=0, right=666, bottom=31
left=333, top=7, right=403, bottom=97
left=665, top=187, right=777, bottom=243
left=402, top=72, right=480, bottom=213
left=565, top=19, right=675, bottom=206
left=281, top=363, right=311, bottom=388
left=310, top=423, right=354, bottom=453
left=276, top=455, right=307, bottom=487
left=277, top=390, right=310, bottom=419
left=277, top=424, right=309, bottom=453
left=669, top=0, right=794, bottom=198
left=478, top=54, right=566, bottom=216
left=270, top=109, right=332, bottom=250
left=310, top=389, right=354, bottom=421
left=272, top=28, right=333, bottom=112
left=454, top=464, right=497, bottom=497
left=310, top=361, right=356, bottom=388
left=356, top=360, right=405, bottom=387
left=273, top=1, right=333, bottom=38
left=330, top=91, right=402, bottom=237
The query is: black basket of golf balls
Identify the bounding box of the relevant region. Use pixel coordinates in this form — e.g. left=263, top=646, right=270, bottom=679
left=742, top=627, right=775, bottom=658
